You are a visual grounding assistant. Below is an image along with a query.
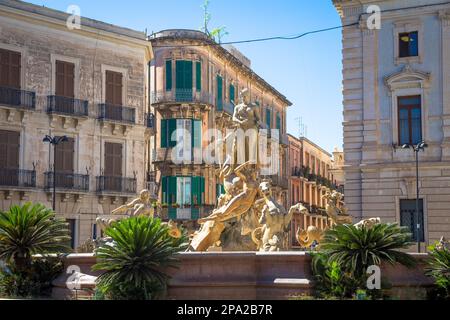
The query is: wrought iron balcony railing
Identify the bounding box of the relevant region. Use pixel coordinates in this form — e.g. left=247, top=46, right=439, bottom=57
left=151, top=89, right=213, bottom=105
left=44, top=172, right=89, bottom=192
left=98, top=103, right=135, bottom=124
left=0, top=86, right=35, bottom=110
left=96, top=176, right=136, bottom=194
left=0, top=169, right=36, bottom=188
left=47, top=96, right=88, bottom=117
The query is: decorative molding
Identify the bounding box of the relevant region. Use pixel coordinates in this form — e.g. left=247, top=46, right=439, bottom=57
left=384, top=65, right=431, bottom=92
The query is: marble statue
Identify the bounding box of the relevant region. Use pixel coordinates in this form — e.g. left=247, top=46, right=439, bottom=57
left=324, top=190, right=353, bottom=225
left=353, top=217, right=381, bottom=229
left=111, top=189, right=156, bottom=217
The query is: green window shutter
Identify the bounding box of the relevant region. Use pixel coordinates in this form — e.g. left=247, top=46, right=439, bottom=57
left=168, top=176, right=177, bottom=205
left=162, top=176, right=167, bottom=203
left=276, top=113, right=281, bottom=130
left=216, top=75, right=223, bottom=111
left=160, top=119, right=167, bottom=148
left=266, top=109, right=271, bottom=128
left=192, top=119, right=201, bottom=148
left=201, top=176, right=205, bottom=205
left=196, top=61, right=201, bottom=92
left=176, top=60, right=193, bottom=90
left=165, top=60, right=172, bottom=91
left=229, top=84, right=235, bottom=104
left=191, top=176, right=199, bottom=205
left=168, top=119, right=177, bottom=148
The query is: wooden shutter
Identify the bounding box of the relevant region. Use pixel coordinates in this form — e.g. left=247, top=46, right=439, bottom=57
left=55, top=60, right=75, bottom=98
left=192, top=119, right=201, bottom=148
left=160, top=119, right=167, bottom=148
left=55, top=137, right=74, bottom=173
left=266, top=109, right=271, bottom=128
left=165, top=60, right=172, bottom=91
left=168, top=119, right=177, bottom=148
left=196, top=61, right=201, bottom=92
left=176, top=60, right=193, bottom=90
left=0, top=49, right=21, bottom=89
left=105, top=71, right=123, bottom=105
left=229, top=84, right=235, bottom=104
left=104, top=142, right=122, bottom=176
left=216, top=75, right=223, bottom=109
left=0, top=130, right=20, bottom=169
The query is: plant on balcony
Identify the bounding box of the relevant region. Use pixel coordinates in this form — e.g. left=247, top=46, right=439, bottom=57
left=0, top=202, right=70, bottom=297
left=313, top=222, right=416, bottom=299
left=93, top=216, right=188, bottom=300
left=425, top=241, right=450, bottom=300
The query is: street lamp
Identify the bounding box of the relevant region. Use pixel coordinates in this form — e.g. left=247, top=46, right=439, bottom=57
left=401, top=141, right=428, bottom=253
left=43, top=135, right=68, bottom=211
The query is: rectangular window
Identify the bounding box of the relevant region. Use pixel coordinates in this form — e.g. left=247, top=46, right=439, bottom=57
left=104, top=142, right=122, bottom=177
left=0, top=130, right=20, bottom=187
left=105, top=70, right=123, bottom=106
left=216, top=75, right=223, bottom=110
left=55, top=60, right=75, bottom=98
left=0, top=48, right=21, bottom=89
left=400, top=199, right=424, bottom=242
left=266, top=108, right=271, bottom=129
left=176, top=60, right=193, bottom=101
left=165, top=60, right=172, bottom=91
left=54, top=137, right=75, bottom=188
left=398, top=95, right=422, bottom=145
left=229, top=84, right=235, bottom=104
left=399, top=31, right=418, bottom=58
left=162, top=176, right=205, bottom=219
left=195, top=61, right=201, bottom=92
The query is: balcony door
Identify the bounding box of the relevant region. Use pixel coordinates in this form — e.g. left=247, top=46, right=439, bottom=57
left=55, top=60, right=75, bottom=114
left=104, top=142, right=123, bottom=191
left=105, top=71, right=123, bottom=121
left=0, top=49, right=21, bottom=106
left=54, top=137, right=74, bottom=188
left=175, top=60, right=192, bottom=102
left=0, top=130, right=20, bottom=186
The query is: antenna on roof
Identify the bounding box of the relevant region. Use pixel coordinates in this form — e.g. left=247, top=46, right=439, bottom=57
left=295, top=117, right=307, bottom=138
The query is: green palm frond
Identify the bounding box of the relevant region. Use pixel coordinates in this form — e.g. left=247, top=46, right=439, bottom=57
left=93, top=216, right=188, bottom=300
left=0, top=202, right=71, bottom=268
left=320, top=223, right=416, bottom=278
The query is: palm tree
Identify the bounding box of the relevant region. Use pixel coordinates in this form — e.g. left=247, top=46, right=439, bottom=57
left=93, top=216, right=188, bottom=300
left=0, top=203, right=70, bottom=272
left=425, top=242, right=450, bottom=299
left=320, top=223, right=416, bottom=282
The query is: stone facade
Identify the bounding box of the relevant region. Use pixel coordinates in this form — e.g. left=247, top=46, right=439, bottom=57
left=287, top=134, right=343, bottom=248
left=148, top=30, right=291, bottom=226
left=333, top=0, right=450, bottom=248
left=0, top=0, right=153, bottom=248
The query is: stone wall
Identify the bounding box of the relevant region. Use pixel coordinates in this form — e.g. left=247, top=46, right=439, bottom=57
left=52, top=252, right=434, bottom=300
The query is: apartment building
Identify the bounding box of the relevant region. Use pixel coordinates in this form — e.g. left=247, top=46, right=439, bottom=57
left=288, top=134, right=344, bottom=248
left=148, top=30, right=291, bottom=225
left=333, top=0, right=450, bottom=248
left=0, top=0, right=153, bottom=248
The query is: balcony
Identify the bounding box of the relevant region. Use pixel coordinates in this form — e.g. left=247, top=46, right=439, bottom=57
left=0, top=86, right=35, bottom=110
left=47, top=96, right=88, bottom=117
left=98, top=103, right=135, bottom=124
left=44, top=172, right=89, bottom=192
left=96, top=176, right=136, bottom=194
left=0, top=169, right=36, bottom=188
left=263, top=175, right=288, bottom=189
left=151, top=89, right=213, bottom=106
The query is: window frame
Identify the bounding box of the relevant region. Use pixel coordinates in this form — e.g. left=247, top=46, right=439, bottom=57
left=397, top=95, right=422, bottom=145
left=393, top=19, right=423, bottom=65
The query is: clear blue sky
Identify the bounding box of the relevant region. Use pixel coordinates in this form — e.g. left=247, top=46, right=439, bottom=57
left=27, top=0, right=343, bottom=153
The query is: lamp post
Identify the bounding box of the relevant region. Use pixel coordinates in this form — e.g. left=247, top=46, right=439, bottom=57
left=401, top=141, right=428, bottom=253
left=43, top=135, right=68, bottom=211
